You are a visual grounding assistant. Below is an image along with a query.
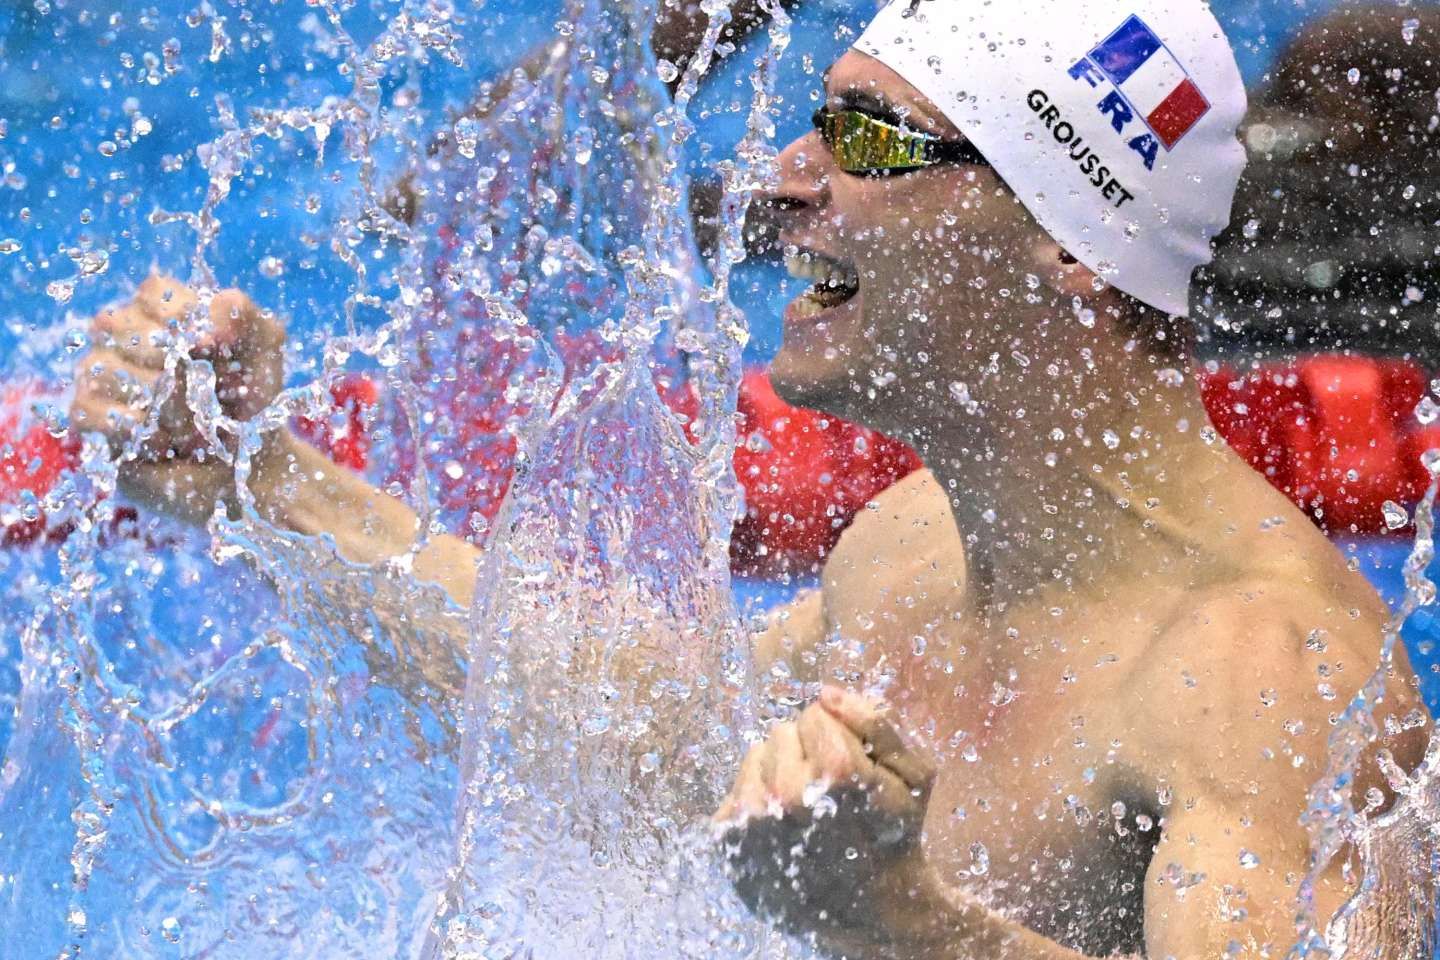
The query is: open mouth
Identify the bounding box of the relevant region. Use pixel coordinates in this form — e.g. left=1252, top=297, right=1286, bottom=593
left=785, top=246, right=860, bottom=320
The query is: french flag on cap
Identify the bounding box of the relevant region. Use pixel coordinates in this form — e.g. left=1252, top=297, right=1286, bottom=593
left=1088, top=15, right=1210, bottom=149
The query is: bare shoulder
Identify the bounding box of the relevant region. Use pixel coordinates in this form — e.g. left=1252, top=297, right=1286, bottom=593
left=830, top=468, right=958, bottom=559
left=818, top=468, right=967, bottom=642
left=822, top=468, right=965, bottom=596
left=753, top=587, right=827, bottom=683
left=1128, top=559, right=1427, bottom=801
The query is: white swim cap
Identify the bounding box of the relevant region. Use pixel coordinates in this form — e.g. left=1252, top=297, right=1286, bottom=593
left=855, top=0, right=1247, bottom=317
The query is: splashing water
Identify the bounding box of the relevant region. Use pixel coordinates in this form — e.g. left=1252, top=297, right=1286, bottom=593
left=424, top=0, right=792, bottom=953
left=0, top=0, right=790, bottom=955
left=4, top=0, right=1440, bottom=958
left=1293, top=452, right=1440, bottom=960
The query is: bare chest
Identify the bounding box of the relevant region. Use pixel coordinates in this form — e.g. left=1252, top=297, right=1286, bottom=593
left=816, top=583, right=1170, bottom=954
left=921, top=720, right=1163, bottom=956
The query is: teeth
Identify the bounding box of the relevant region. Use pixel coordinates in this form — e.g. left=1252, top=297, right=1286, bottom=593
left=784, top=251, right=859, bottom=289
left=790, top=294, right=826, bottom=319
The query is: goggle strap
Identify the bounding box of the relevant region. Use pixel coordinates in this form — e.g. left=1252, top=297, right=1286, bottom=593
left=924, top=138, right=990, bottom=168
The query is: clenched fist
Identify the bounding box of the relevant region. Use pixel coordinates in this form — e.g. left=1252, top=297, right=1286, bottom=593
left=70, top=273, right=287, bottom=523
left=715, top=686, right=942, bottom=950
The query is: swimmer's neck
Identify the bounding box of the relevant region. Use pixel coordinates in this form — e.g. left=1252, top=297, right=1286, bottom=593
left=896, top=348, right=1230, bottom=615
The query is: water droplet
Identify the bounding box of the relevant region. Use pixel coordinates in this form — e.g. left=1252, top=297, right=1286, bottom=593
left=0, top=239, right=18, bottom=254
left=1403, top=17, right=1420, bottom=44
left=1417, top=396, right=1440, bottom=425
left=1304, top=260, right=1339, bottom=289
left=45, top=278, right=75, bottom=304
left=1102, top=429, right=1120, bottom=450
left=73, top=249, right=108, bottom=277
left=1383, top=500, right=1409, bottom=530
left=162, top=37, right=182, bottom=73
left=948, top=381, right=979, bottom=414
left=1238, top=850, right=1260, bottom=869
left=969, top=842, right=989, bottom=875
left=161, top=916, right=182, bottom=943
left=454, top=116, right=480, bottom=160
left=655, top=58, right=679, bottom=84
left=1347, top=67, right=1361, bottom=85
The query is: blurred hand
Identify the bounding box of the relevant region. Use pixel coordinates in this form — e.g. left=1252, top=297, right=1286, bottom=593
left=715, top=686, right=938, bottom=946
left=70, top=273, right=286, bottom=523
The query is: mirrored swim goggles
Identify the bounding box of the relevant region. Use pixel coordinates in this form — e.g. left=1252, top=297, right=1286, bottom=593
left=811, top=107, right=990, bottom=176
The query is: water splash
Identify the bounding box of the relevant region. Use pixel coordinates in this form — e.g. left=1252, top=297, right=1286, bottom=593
left=0, top=0, right=792, bottom=955
left=1293, top=450, right=1440, bottom=960
left=7, top=1, right=1440, bottom=958
left=424, top=0, right=791, bottom=953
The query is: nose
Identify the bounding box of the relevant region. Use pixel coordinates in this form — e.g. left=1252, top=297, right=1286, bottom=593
left=765, top=129, right=831, bottom=218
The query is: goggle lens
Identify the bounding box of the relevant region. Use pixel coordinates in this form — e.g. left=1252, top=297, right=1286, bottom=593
left=813, top=109, right=929, bottom=174
left=810, top=108, right=989, bottom=176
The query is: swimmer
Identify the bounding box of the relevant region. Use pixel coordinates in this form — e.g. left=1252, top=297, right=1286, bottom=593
left=711, top=2, right=1429, bottom=957
left=69, top=2, right=1432, bottom=957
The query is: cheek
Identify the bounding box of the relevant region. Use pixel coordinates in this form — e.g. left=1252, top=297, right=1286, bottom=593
left=862, top=180, right=976, bottom=260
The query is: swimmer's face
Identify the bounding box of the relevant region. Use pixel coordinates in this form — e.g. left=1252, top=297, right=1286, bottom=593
left=766, top=51, right=1048, bottom=433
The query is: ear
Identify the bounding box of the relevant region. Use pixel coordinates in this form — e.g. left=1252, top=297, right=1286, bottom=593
left=1026, top=236, right=1105, bottom=300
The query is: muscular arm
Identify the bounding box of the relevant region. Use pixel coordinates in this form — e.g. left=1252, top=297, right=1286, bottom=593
left=255, top=430, right=481, bottom=610
left=739, top=587, right=1429, bottom=960
left=1134, top=598, right=1429, bottom=960
left=753, top=586, right=826, bottom=679
left=104, top=0, right=808, bottom=684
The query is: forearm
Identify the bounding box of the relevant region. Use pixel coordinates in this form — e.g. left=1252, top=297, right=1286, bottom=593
left=252, top=430, right=481, bottom=610
left=241, top=431, right=474, bottom=706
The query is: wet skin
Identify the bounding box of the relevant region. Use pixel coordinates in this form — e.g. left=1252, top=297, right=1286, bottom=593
left=716, top=51, right=1431, bottom=959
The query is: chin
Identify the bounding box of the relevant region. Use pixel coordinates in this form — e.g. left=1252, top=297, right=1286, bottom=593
left=769, top=349, right=915, bottom=441
left=767, top=348, right=856, bottom=419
